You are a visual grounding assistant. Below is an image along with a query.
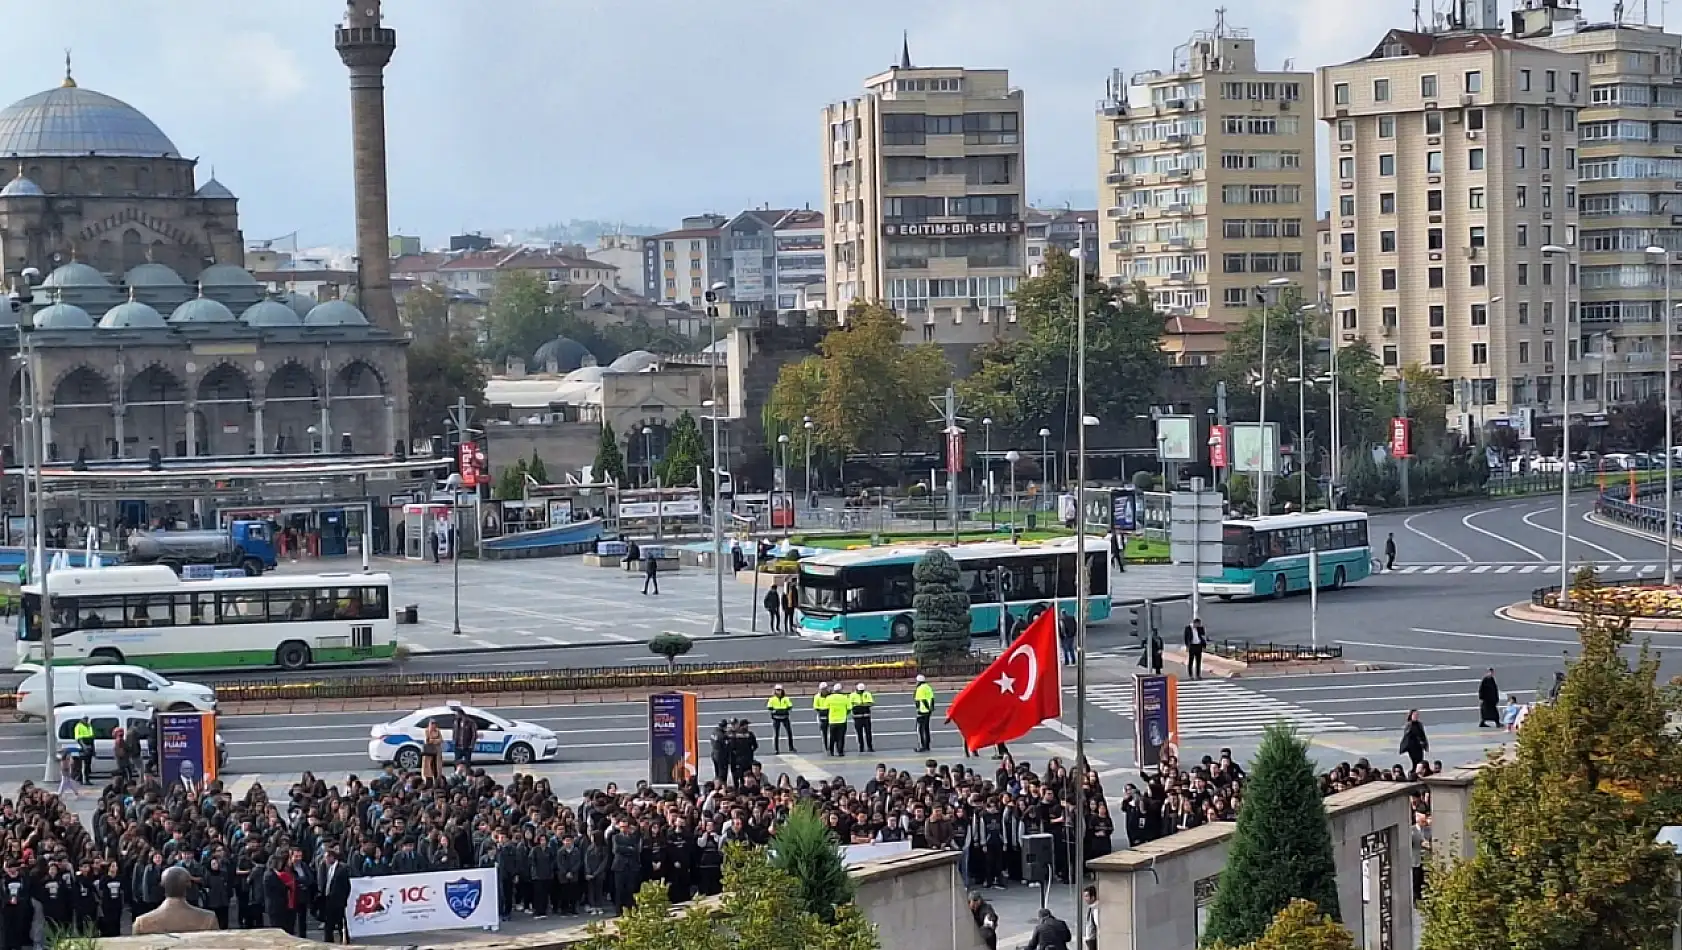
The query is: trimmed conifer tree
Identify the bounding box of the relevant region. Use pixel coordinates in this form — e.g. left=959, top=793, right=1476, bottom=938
left=1201, top=722, right=1340, bottom=947
left=912, top=549, right=970, bottom=664
left=770, top=799, right=854, bottom=921
left=1419, top=585, right=1682, bottom=950
left=594, top=421, right=627, bottom=485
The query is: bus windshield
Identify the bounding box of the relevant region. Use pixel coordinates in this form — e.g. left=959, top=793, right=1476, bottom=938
left=1223, top=526, right=1260, bottom=568
left=798, top=573, right=844, bottom=615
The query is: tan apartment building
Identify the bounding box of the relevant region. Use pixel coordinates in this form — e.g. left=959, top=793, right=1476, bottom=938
left=1317, top=27, right=1583, bottom=429
left=822, top=44, right=1026, bottom=356
left=1516, top=0, right=1682, bottom=411
left=1096, top=16, right=1315, bottom=366
left=642, top=215, right=728, bottom=308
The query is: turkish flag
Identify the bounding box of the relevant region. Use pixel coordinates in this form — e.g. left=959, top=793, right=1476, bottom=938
left=946, top=609, right=1063, bottom=750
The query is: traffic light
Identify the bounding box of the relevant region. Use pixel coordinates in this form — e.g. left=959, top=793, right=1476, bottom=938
left=1128, top=604, right=1143, bottom=637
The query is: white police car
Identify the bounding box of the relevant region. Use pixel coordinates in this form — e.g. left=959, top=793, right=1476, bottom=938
left=367, top=703, right=560, bottom=768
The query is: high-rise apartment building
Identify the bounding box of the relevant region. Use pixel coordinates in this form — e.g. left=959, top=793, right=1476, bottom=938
left=1317, top=26, right=1583, bottom=427
left=1516, top=0, right=1682, bottom=409
left=1097, top=16, right=1315, bottom=366
left=822, top=44, right=1026, bottom=353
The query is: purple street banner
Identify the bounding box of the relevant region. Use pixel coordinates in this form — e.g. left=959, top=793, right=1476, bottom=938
left=158, top=711, right=217, bottom=792
left=648, top=691, right=697, bottom=786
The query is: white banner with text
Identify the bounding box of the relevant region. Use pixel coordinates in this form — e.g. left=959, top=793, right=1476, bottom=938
left=346, top=868, right=500, bottom=938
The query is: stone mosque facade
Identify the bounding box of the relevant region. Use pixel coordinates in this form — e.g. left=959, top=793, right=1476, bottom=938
left=0, top=68, right=408, bottom=464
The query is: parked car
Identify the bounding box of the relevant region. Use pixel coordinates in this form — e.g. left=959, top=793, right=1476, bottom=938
left=15, top=664, right=216, bottom=721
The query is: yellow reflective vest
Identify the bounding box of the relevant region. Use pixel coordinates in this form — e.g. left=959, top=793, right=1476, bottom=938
left=914, top=683, right=935, bottom=715
left=848, top=690, right=874, bottom=717
left=766, top=694, right=793, bottom=717
left=826, top=694, right=851, bottom=725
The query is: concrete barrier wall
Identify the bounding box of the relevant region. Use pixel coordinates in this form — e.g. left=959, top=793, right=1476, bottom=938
left=98, top=848, right=969, bottom=950
left=1424, top=764, right=1482, bottom=860
left=1090, top=782, right=1421, bottom=950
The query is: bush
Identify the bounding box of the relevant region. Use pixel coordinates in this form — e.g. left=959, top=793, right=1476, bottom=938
left=912, top=549, right=970, bottom=663
left=1215, top=900, right=1353, bottom=950
left=769, top=799, right=854, bottom=920
left=647, top=632, right=694, bottom=669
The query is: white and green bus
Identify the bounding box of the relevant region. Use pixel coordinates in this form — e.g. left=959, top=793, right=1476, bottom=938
left=1197, top=511, right=1373, bottom=600
left=795, top=537, right=1112, bottom=645
left=16, top=565, right=397, bottom=672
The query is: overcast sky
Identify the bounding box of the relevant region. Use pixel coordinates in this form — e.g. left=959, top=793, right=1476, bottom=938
left=9, top=0, right=1636, bottom=246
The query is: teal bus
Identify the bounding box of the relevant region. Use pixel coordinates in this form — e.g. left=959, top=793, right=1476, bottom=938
left=795, top=537, right=1112, bottom=645
left=1197, top=511, right=1373, bottom=600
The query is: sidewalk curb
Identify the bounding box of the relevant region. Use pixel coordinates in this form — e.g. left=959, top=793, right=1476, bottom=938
left=404, top=632, right=777, bottom=656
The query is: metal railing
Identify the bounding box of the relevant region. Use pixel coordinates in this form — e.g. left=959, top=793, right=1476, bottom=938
left=1207, top=639, right=1343, bottom=663
left=1530, top=576, right=1682, bottom=618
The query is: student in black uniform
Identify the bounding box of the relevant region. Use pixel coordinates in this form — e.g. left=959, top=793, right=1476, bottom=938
left=0, top=862, right=31, bottom=950
left=95, top=863, right=126, bottom=938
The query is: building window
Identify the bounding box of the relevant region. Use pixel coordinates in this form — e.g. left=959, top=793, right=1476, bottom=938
left=1469, top=148, right=1484, bottom=170
left=1340, top=195, right=1356, bottom=216
left=1519, top=341, right=1530, bottom=363
left=1421, top=74, right=1438, bottom=98
left=1520, top=69, right=1532, bottom=92
left=1223, top=253, right=1247, bottom=273
left=1224, top=287, right=1247, bottom=306
left=1374, top=78, right=1391, bottom=102
left=1426, top=112, right=1443, bottom=135
left=1378, top=115, right=1396, bottom=138
left=1379, top=154, right=1396, bottom=176
left=1516, top=146, right=1526, bottom=169
left=1381, top=193, right=1396, bottom=214
left=1469, top=188, right=1485, bottom=209
left=1517, top=107, right=1526, bottom=130
left=1341, top=270, right=1356, bottom=292
left=1516, top=185, right=1528, bottom=208
left=1518, top=262, right=1529, bottom=285
left=1518, top=302, right=1529, bottom=324
left=1517, top=224, right=1528, bottom=248
left=1427, top=151, right=1443, bottom=173
left=1469, top=226, right=1486, bottom=248
left=1427, top=190, right=1443, bottom=212
left=1470, top=264, right=1487, bottom=286
left=1471, top=303, right=1488, bottom=326
left=1382, top=269, right=1398, bottom=290
left=1430, top=344, right=1446, bottom=366
left=1334, top=83, right=1350, bottom=105
left=1472, top=343, right=1488, bottom=365
left=1339, top=157, right=1355, bottom=179
left=1338, top=120, right=1355, bottom=142
left=1464, top=70, right=1482, bottom=94
left=1428, top=228, right=1444, bottom=251
left=1380, top=230, right=1396, bottom=252
left=1382, top=306, right=1398, bottom=328
left=1341, top=308, right=1358, bottom=330
left=1429, top=305, right=1446, bottom=327
left=1340, top=232, right=1356, bottom=253
left=1429, top=267, right=1445, bottom=288
left=1383, top=345, right=1399, bottom=367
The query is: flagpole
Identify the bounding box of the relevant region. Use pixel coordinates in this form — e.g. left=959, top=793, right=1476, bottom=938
left=1071, top=234, right=1089, bottom=949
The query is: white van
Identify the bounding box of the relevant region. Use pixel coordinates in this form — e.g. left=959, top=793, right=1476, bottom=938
left=15, top=664, right=216, bottom=720
left=52, top=703, right=227, bottom=777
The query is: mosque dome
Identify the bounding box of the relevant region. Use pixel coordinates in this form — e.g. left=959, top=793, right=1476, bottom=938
left=169, top=296, right=237, bottom=325
left=32, top=302, right=95, bottom=330
left=241, top=299, right=303, bottom=328
left=562, top=365, right=604, bottom=385
left=303, top=300, right=369, bottom=327
left=607, top=350, right=660, bottom=373
left=41, top=261, right=110, bottom=290
left=98, top=299, right=167, bottom=330
left=197, top=263, right=258, bottom=288
left=123, top=263, right=186, bottom=288
left=0, top=84, right=180, bottom=159
left=0, top=173, right=42, bottom=198
left=531, top=336, right=592, bottom=372
left=277, top=291, right=316, bottom=319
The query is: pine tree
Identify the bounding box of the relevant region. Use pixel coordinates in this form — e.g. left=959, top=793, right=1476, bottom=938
left=770, top=799, right=854, bottom=921
left=1419, top=584, right=1682, bottom=950
left=526, top=452, right=549, bottom=485
left=1201, top=723, right=1340, bottom=947
left=912, top=549, right=971, bottom=663
left=594, top=422, right=627, bottom=485
left=657, top=411, right=709, bottom=489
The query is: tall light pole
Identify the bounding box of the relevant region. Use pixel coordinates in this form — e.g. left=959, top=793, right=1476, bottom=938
left=778, top=434, right=791, bottom=495
left=1038, top=427, right=1051, bottom=495
left=982, top=417, right=994, bottom=528
left=1543, top=244, right=1574, bottom=605
left=14, top=270, right=55, bottom=781
left=642, top=426, right=656, bottom=487
left=704, top=281, right=729, bottom=635
left=1258, top=277, right=1292, bottom=514
left=1650, top=247, right=1675, bottom=586
left=1071, top=219, right=1091, bottom=950
left=803, top=417, right=814, bottom=508
left=445, top=472, right=463, bottom=636
left=1005, top=450, right=1021, bottom=532
left=1296, top=307, right=1309, bottom=506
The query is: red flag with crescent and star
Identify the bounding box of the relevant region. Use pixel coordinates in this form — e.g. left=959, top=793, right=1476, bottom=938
left=945, top=608, right=1062, bottom=750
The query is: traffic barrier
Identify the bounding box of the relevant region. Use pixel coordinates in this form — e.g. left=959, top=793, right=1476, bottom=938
left=0, top=652, right=989, bottom=709
left=1205, top=639, right=1343, bottom=663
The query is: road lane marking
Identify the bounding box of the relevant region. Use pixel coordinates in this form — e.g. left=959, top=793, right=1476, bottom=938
left=1403, top=512, right=1474, bottom=562
left=1471, top=565, right=1490, bottom=574
left=1338, top=639, right=1565, bottom=659
left=1521, top=507, right=1626, bottom=560
left=1462, top=509, right=1547, bottom=560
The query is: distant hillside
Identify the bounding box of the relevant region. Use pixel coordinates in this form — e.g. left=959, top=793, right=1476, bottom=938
left=516, top=219, right=664, bottom=245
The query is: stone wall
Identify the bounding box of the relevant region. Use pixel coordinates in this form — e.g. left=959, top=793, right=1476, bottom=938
left=1090, top=781, right=1421, bottom=950
left=96, top=848, right=968, bottom=950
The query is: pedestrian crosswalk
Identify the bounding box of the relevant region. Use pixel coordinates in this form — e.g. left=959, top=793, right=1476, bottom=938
left=1076, top=680, right=1356, bottom=738
left=1388, top=562, right=1678, bottom=575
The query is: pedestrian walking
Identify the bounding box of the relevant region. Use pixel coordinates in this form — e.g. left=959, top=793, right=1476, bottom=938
left=1477, top=668, right=1500, bottom=727
left=1501, top=694, right=1522, bottom=731
left=1058, top=611, right=1076, bottom=666
left=763, top=588, right=782, bottom=633
left=782, top=583, right=797, bottom=632
left=1183, top=617, right=1208, bottom=680
left=1384, top=532, right=1397, bottom=571
left=914, top=675, right=935, bottom=752
left=849, top=682, right=876, bottom=753
left=765, top=686, right=796, bottom=753
left=451, top=704, right=478, bottom=766
left=643, top=552, right=660, bottom=595
left=1399, top=709, right=1429, bottom=771
left=1109, top=529, right=1126, bottom=573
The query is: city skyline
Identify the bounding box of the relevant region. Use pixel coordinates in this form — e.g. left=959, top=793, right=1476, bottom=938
left=4, top=0, right=1536, bottom=248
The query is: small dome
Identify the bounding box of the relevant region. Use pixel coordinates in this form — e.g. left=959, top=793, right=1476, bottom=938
left=562, top=365, right=604, bottom=384
left=277, top=291, right=315, bottom=319
left=98, top=299, right=167, bottom=330
left=303, top=299, right=369, bottom=327
left=32, top=302, right=95, bottom=330
left=196, top=264, right=257, bottom=288
left=241, top=299, right=302, bottom=328
left=42, top=262, right=110, bottom=290
left=168, top=296, right=236, bottom=324
left=531, top=336, right=592, bottom=373
left=123, top=262, right=185, bottom=288
left=195, top=178, right=235, bottom=200
left=607, top=350, right=659, bottom=373
left=0, top=174, right=42, bottom=198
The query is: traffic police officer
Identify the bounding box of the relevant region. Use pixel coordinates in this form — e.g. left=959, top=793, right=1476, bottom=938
left=848, top=682, right=876, bottom=753
left=813, top=683, right=831, bottom=746
left=914, top=675, right=936, bottom=752
left=765, top=685, right=796, bottom=753
left=825, top=684, right=852, bottom=756
left=72, top=716, right=95, bottom=783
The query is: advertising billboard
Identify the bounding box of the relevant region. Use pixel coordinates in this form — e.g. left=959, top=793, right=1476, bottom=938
left=1155, top=415, right=1195, bottom=462
left=732, top=251, right=765, bottom=302
left=648, top=691, right=698, bottom=786
left=1229, top=422, right=1279, bottom=475
left=1132, top=673, right=1179, bottom=771
left=158, top=711, right=218, bottom=793
left=347, top=868, right=500, bottom=938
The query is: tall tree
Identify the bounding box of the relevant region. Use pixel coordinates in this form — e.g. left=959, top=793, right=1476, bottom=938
left=958, top=248, right=1166, bottom=444
left=657, top=411, right=709, bottom=488
left=911, top=549, right=971, bottom=663
left=484, top=271, right=568, bottom=365
left=525, top=452, right=549, bottom=485
left=594, top=422, right=628, bottom=485
left=1420, top=586, right=1682, bottom=950
left=767, top=302, right=952, bottom=459
left=1202, top=723, right=1340, bottom=947
left=406, top=331, right=487, bottom=443
left=399, top=282, right=452, bottom=345
left=770, top=800, right=855, bottom=921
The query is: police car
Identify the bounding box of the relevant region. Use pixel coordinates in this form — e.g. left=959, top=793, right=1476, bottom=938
left=367, top=703, right=560, bottom=768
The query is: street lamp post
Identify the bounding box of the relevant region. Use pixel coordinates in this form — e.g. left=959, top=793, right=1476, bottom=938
left=704, top=281, right=729, bottom=635
left=1543, top=244, right=1574, bottom=605
left=13, top=269, right=56, bottom=781
left=1038, top=427, right=1052, bottom=495
left=1005, top=450, right=1021, bottom=533
left=778, top=434, right=791, bottom=496
left=446, top=472, right=463, bottom=636
left=642, top=426, right=655, bottom=487
left=803, top=417, right=814, bottom=508
left=983, top=418, right=994, bottom=528
left=1649, top=246, right=1675, bottom=586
